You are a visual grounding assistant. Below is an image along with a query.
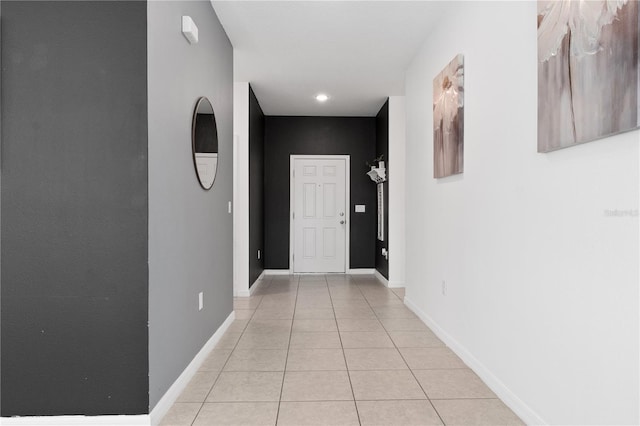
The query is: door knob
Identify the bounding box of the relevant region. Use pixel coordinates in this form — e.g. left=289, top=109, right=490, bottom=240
left=339, top=212, right=345, bottom=216
left=340, top=220, right=345, bottom=224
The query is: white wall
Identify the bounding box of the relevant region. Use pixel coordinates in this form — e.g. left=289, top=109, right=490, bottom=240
left=404, top=2, right=639, bottom=425
left=388, top=96, right=406, bottom=287
left=233, top=82, right=250, bottom=296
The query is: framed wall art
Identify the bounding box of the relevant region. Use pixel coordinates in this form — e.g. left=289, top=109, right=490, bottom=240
left=538, top=0, right=639, bottom=152
left=433, top=54, right=464, bottom=178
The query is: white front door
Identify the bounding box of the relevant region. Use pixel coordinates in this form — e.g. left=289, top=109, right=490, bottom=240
left=292, top=157, right=348, bottom=273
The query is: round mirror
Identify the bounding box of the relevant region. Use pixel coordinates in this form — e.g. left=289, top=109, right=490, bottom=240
left=192, top=97, right=219, bottom=190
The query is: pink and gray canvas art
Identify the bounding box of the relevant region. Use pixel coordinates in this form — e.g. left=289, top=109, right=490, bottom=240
left=433, top=54, right=464, bottom=178
left=538, top=0, right=639, bottom=152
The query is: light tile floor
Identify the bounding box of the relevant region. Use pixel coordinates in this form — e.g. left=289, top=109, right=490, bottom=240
left=160, top=274, right=523, bottom=426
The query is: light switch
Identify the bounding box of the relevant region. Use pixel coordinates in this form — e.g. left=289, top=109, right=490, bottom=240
left=355, top=205, right=366, bottom=213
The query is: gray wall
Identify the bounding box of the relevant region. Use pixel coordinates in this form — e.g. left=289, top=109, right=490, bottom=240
left=264, top=117, right=377, bottom=270
left=375, top=100, right=389, bottom=279
left=249, top=86, right=265, bottom=286
left=148, top=1, right=234, bottom=409
left=1, top=1, right=148, bottom=415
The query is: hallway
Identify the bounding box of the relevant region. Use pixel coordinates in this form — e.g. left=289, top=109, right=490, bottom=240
left=160, top=274, right=523, bottom=425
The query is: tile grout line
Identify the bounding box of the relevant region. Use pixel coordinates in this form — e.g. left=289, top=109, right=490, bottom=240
left=274, top=274, right=300, bottom=425
left=365, top=285, right=448, bottom=426
left=333, top=274, right=373, bottom=426
left=159, top=277, right=511, bottom=425
left=188, top=283, right=267, bottom=425
left=176, top=275, right=415, bottom=425
left=186, top=349, right=234, bottom=423
left=357, top=278, right=448, bottom=426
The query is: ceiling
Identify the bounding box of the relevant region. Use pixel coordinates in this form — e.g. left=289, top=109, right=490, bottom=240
left=211, top=1, right=447, bottom=117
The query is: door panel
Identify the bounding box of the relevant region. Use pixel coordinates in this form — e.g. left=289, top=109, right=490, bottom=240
left=293, top=158, right=346, bottom=273
left=303, top=228, right=316, bottom=258
left=323, top=165, right=337, bottom=176
left=323, top=228, right=337, bottom=258
left=303, top=183, right=316, bottom=218
left=323, top=184, right=336, bottom=217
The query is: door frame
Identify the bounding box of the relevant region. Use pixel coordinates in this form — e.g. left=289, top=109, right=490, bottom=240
left=289, top=154, right=351, bottom=274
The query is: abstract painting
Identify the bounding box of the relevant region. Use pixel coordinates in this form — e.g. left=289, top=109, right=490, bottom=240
left=433, top=54, right=464, bottom=178
left=538, top=0, right=639, bottom=152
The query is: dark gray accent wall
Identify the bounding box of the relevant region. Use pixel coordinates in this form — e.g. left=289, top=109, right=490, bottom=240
left=264, top=117, right=376, bottom=270
left=1, top=1, right=148, bottom=416
left=0, top=1, right=3, bottom=408
left=375, top=100, right=390, bottom=279
left=249, top=86, right=265, bottom=286
left=147, top=1, right=234, bottom=410
left=0, top=0, right=5, bottom=409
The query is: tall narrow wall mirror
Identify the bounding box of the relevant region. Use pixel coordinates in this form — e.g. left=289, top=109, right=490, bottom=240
left=192, top=97, right=219, bottom=190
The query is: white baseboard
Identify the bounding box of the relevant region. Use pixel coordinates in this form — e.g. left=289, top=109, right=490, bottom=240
left=249, top=271, right=266, bottom=295
left=374, top=270, right=404, bottom=289
left=149, top=311, right=236, bottom=426
left=374, top=269, right=389, bottom=286
left=0, top=415, right=150, bottom=425
left=348, top=268, right=375, bottom=275
left=235, top=271, right=266, bottom=297
left=263, top=269, right=291, bottom=275
left=403, top=297, right=545, bottom=426
left=265, top=269, right=378, bottom=276
left=373, top=270, right=404, bottom=289
left=388, top=280, right=405, bottom=288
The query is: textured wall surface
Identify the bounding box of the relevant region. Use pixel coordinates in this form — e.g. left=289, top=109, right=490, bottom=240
left=1, top=1, right=149, bottom=415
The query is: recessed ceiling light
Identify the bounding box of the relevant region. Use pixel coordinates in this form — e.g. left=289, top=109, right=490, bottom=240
left=315, top=93, right=329, bottom=102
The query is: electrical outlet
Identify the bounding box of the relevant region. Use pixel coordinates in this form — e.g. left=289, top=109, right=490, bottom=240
left=257, top=250, right=261, bottom=260
left=441, top=281, right=446, bottom=296
left=199, top=292, right=204, bottom=310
